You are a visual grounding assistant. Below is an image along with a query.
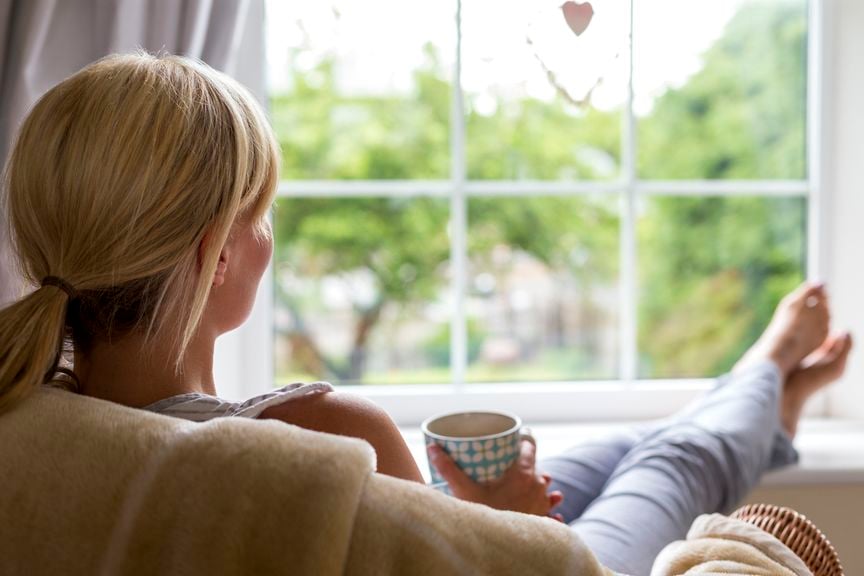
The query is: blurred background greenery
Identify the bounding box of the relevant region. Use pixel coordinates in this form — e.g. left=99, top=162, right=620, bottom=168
left=268, top=0, right=807, bottom=385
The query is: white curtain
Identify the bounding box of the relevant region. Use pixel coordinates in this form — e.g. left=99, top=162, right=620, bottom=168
left=0, top=0, right=264, bottom=306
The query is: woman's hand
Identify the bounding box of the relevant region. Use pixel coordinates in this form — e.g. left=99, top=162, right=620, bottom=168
left=428, top=438, right=564, bottom=520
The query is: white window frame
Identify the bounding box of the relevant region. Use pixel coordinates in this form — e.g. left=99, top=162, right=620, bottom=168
left=221, top=0, right=829, bottom=426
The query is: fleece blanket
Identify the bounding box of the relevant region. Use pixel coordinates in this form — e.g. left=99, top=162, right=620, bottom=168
left=0, top=387, right=612, bottom=575
left=651, top=513, right=813, bottom=576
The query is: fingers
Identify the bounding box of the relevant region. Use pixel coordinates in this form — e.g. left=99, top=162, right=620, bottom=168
left=541, top=472, right=565, bottom=514
left=516, top=437, right=537, bottom=473
left=428, top=444, right=475, bottom=494
left=520, top=428, right=536, bottom=447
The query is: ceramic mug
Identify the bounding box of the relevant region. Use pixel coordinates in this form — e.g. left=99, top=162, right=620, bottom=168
left=421, top=410, right=531, bottom=494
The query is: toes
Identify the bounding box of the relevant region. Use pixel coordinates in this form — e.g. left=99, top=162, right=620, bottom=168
left=790, top=281, right=828, bottom=309
left=801, top=280, right=827, bottom=299
left=823, top=332, right=852, bottom=365
left=800, top=332, right=852, bottom=382
left=822, top=333, right=844, bottom=355
left=837, top=332, right=853, bottom=363
left=803, top=332, right=848, bottom=367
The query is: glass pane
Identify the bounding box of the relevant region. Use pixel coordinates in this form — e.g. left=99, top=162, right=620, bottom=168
left=462, top=0, right=628, bottom=180
left=467, top=196, right=620, bottom=382
left=266, top=0, right=455, bottom=179
left=273, top=198, right=450, bottom=385
left=638, top=196, right=806, bottom=378
left=635, top=0, right=808, bottom=179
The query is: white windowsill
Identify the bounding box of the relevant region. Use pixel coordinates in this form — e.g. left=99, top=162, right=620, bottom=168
left=358, top=380, right=717, bottom=427
left=401, top=419, right=864, bottom=486
left=356, top=379, right=831, bottom=427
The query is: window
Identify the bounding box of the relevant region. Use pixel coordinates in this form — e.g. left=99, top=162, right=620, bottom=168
left=259, top=0, right=819, bottom=420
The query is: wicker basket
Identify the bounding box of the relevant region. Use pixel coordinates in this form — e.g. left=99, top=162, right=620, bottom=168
left=731, top=503, right=844, bottom=576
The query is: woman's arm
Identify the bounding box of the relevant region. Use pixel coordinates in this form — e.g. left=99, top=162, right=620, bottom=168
left=257, top=391, right=424, bottom=483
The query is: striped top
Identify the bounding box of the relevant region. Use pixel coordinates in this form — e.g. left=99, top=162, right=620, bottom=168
left=143, top=382, right=334, bottom=422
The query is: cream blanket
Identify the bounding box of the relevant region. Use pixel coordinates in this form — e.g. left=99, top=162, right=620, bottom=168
left=0, top=388, right=613, bottom=575
left=651, top=513, right=813, bottom=576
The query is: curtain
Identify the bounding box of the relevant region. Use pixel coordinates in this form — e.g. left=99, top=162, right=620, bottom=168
left=0, top=0, right=260, bottom=307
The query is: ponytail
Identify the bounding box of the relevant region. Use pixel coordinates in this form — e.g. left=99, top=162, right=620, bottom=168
left=0, top=285, right=70, bottom=411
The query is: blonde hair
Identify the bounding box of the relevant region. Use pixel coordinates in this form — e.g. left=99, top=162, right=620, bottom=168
left=0, top=52, right=278, bottom=411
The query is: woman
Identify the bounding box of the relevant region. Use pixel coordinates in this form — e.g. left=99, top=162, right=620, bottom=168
left=0, top=54, right=851, bottom=575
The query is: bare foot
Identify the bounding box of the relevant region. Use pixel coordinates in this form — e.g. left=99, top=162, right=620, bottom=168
left=781, top=332, right=853, bottom=438
left=734, top=282, right=831, bottom=379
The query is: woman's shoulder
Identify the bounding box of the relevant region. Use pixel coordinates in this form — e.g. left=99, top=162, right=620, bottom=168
left=259, top=388, right=424, bottom=481
left=258, top=388, right=393, bottom=437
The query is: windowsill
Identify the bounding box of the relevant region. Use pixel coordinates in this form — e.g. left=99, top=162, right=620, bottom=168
left=401, top=419, right=864, bottom=486
left=360, top=380, right=718, bottom=426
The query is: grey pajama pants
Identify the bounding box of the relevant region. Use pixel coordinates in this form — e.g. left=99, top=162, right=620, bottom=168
left=539, top=361, right=798, bottom=576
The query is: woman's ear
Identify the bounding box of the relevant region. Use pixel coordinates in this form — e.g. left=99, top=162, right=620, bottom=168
left=198, top=232, right=231, bottom=288
left=212, top=254, right=228, bottom=288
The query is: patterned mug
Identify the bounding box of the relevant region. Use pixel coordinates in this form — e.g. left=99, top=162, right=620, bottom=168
left=422, top=410, right=531, bottom=494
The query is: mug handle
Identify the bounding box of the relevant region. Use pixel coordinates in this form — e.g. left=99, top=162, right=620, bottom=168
left=428, top=481, right=450, bottom=493
left=519, top=427, right=535, bottom=446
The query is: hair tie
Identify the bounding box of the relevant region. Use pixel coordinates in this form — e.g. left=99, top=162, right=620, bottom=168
left=41, top=276, right=78, bottom=300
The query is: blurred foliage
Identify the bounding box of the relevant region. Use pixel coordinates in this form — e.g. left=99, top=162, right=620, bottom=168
left=638, top=1, right=807, bottom=180
left=271, top=44, right=451, bottom=179
left=466, top=100, right=621, bottom=180
left=271, top=1, right=807, bottom=383
left=467, top=197, right=618, bottom=289
left=638, top=196, right=805, bottom=377
left=635, top=1, right=807, bottom=376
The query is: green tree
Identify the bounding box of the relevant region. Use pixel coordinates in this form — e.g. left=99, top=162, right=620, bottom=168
left=638, top=2, right=806, bottom=180
left=270, top=44, right=450, bottom=180
left=275, top=196, right=449, bottom=381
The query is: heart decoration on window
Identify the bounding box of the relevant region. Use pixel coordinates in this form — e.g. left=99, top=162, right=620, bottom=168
left=525, top=0, right=618, bottom=108
left=562, top=1, right=594, bottom=36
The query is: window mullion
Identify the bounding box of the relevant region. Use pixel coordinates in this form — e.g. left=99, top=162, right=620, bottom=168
left=274, top=180, right=811, bottom=198
left=808, top=0, right=829, bottom=417
left=620, top=0, right=638, bottom=384
left=807, top=0, right=824, bottom=282
left=450, top=0, right=468, bottom=392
